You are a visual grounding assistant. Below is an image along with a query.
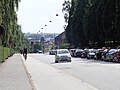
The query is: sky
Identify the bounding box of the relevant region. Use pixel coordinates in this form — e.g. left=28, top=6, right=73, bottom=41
left=17, top=0, right=65, bottom=34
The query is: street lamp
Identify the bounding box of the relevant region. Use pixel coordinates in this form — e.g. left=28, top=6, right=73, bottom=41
left=56, top=14, right=58, bottom=16
left=40, top=13, right=59, bottom=31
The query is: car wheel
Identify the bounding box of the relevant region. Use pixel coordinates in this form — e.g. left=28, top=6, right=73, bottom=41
left=87, top=57, right=90, bottom=59
left=94, top=57, right=96, bottom=60
left=68, top=60, right=71, bottom=62
left=55, top=61, right=58, bottom=63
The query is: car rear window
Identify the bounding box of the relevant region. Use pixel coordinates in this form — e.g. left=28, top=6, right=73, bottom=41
left=57, top=50, right=69, bottom=54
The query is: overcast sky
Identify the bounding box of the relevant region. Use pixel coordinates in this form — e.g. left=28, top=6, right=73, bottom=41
left=17, top=0, right=65, bottom=34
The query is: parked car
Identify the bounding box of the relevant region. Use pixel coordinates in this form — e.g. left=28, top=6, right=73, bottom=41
left=55, top=49, right=71, bottom=63
left=81, top=49, right=89, bottom=58
left=49, top=49, right=56, bottom=55
left=70, top=49, right=76, bottom=57
left=105, top=49, right=118, bottom=62
left=94, top=49, right=104, bottom=60
left=38, top=50, right=43, bottom=53
left=101, top=49, right=109, bottom=60
left=113, top=50, right=120, bottom=62
left=74, top=49, right=83, bottom=57
left=87, top=49, right=96, bottom=59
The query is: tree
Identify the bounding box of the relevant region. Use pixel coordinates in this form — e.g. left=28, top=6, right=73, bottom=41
left=64, top=0, right=120, bottom=48
left=0, top=0, right=29, bottom=51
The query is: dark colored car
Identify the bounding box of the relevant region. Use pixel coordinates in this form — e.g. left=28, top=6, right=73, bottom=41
left=94, top=49, right=104, bottom=60
left=38, top=50, right=43, bottom=53
left=70, top=49, right=76, bottom=57
left=101, top=49, right=109, bottom=61
left=81, top=49, right=89, bottom=58
left=49, top=49, right=56, bottom=55
left=74, top=49, right=83, bottom=57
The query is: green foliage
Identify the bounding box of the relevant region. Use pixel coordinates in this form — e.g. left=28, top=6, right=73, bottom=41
left=59, top=43, right=70, bottom=49
left=65, top=0, right=120, bottom=48
left=0, top=46, right=14, bottom=62
left=0, top=0, right=28, bottom=52
left=33, top=42, right=42, bottom=52
left=62, top=0, right=71, bottom=23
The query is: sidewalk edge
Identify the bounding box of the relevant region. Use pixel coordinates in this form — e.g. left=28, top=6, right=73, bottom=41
left=20, top=54, right=37, bottom=90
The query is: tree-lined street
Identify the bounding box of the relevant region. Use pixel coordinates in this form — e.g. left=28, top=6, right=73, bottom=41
left=1, top=0, right=120, bottom=90
left=24, top=53, right=120, bottom=90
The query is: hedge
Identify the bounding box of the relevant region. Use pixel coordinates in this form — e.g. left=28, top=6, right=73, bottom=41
left=0, top=46, right=14, bottom=62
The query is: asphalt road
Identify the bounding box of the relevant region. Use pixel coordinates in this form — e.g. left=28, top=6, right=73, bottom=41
left=24, top=53, right=120, bottom=90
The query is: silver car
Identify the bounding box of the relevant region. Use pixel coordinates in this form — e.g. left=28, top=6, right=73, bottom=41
left=55, top=49, right=71, bottom=63
left=87, top=49, right=96, bottom=59
left=105, top=49, right=118, bottom=62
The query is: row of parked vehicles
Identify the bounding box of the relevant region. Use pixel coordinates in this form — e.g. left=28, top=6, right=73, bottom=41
left=49, top=48, right=120, bottom=63
left=70, top=48, right=120, bottom=62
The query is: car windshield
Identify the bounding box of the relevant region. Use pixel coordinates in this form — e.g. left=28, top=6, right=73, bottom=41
left=109, top=49, right=117, bottom=53
left=76, top=49, right=83, bottom=52
left=89, top=49, right=96, bottom=53
left=57, top=50, right=69, bottom=54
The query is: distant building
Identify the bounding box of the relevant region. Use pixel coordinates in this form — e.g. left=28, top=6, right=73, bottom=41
left=54, top=31, right=66, bottom=49
left=24, top=33, right=58, bottom=52
left=44, top=39, right=55, bottom=51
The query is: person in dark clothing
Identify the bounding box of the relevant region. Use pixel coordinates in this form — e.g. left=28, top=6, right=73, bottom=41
left=23, top=46, right=27, bottom=60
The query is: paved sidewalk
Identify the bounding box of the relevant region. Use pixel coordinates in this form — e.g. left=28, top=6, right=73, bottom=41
left=0, top=54, right=35, bottom=90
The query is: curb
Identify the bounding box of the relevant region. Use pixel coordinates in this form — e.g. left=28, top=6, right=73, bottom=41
left=20, top=54, right=37, bottom=90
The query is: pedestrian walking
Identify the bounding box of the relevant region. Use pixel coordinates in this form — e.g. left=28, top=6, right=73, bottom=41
left=23, top=46, right=27, bottom=60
